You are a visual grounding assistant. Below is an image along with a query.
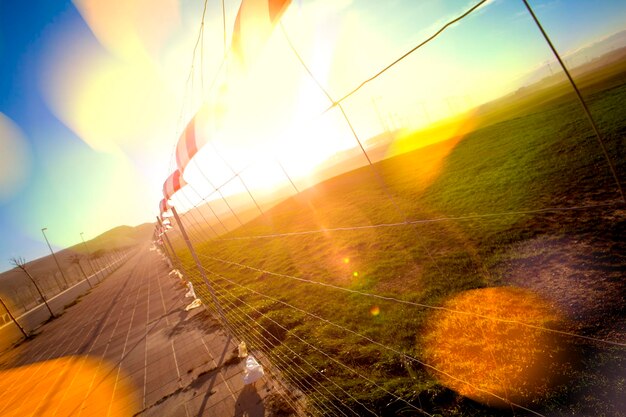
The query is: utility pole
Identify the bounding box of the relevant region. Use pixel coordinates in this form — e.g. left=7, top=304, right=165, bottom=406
left=41, top=227, right=69, bottom=289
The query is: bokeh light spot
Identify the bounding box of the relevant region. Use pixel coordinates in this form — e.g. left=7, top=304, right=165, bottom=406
left=0, top=356, right=137, bottom=416
left=0, top=113, right=31, bottom=203
left=422, top=287, right=568, bottom=407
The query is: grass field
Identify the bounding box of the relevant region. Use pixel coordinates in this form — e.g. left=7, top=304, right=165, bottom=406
left=169, top=63, right=626, bottom=416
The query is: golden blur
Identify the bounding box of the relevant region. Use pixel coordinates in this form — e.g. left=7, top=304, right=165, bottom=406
left=38, top=0, right=515, bottom=208
left=422, top=287, right=566, bottom=407
left=40, top=0, right=187, bottom=158
left=72, top=0, right=180, bottom=61
left=41, top=44, right=178, bottom=155
left=0, top=356, right=137, bottom=416
left=369, top=306, right=380, bottom=316
left=386, top=111, right=478, bottom=190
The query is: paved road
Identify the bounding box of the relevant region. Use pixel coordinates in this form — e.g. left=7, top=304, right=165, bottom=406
left=0, top=257, right=128, bottom=352
left=0, top=243, right=284, bottom=417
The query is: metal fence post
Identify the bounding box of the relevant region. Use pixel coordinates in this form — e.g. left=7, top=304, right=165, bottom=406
left=80, top=232, right=103, bottom=283
left=521, top=0, right=625, bottom=203
left=156, top=217, right=181, bottom=270
left=170, top=207, right=227, bottom=325
left=77, top=260, right=93, bottom=289
left=154, top=224, right=173, bottom=267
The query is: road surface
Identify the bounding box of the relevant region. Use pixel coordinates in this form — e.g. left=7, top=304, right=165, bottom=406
left=0, top=243, right=288, bottom=416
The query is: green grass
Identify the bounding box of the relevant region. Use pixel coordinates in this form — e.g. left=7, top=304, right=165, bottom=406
left=171, top=67, right=626, bottom=416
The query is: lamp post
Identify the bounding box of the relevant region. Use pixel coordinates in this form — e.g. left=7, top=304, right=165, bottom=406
left=41, top=227, right=69, bottom=289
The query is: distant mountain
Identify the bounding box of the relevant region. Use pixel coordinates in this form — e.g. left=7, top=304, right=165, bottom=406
left=519, top=29, right=626, bottom=86
left=303, top=41, right=626, bottom=191
left=0, top=222, right=151, bottom=292
left=87, top=223, right=154, bottom=252
left=566, top=29, right=626, bottom=64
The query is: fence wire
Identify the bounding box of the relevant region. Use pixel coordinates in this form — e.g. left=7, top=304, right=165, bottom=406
left=156, top=0, right=626, bottom=415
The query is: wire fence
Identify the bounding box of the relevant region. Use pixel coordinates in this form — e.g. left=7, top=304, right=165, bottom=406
left=155, top=0, right=626, bottom=415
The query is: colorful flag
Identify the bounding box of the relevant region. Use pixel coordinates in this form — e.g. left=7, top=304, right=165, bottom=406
left=159, top=198, right=170, bottom=216
left=231, top=0, right=291, bottom=67
left=175, top=104, right=211, bottom=174
left=163, top=170, right=187, bottom=201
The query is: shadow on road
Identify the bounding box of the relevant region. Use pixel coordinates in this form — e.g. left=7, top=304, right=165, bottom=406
left=234, top=384, right=264, bottom=417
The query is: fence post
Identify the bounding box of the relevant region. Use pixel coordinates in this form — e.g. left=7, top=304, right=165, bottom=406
left=156, top=217, right=181, bottom=270
left=170, top=207, right=227, bottom=325
left=154, top=224, right=173, bottom=267
left=77, top=260, right=93, bottom=289
left=521, top=0, right=624, bottom=203
left=80, top=232, right=102, bottom=283
left=51, top=273, right=63, bottom=293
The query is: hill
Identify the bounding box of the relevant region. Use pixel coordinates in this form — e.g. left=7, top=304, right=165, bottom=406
left=0, top=222, right=153, bottom=317
left=86, top=223, right=154, bottom=253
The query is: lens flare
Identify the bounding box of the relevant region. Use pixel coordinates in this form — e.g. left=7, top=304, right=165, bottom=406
left=0, top=113, right=31, bottom=203
left=422, top=286, right=568, bottom=407
left=0, top=356, right=138, bottom=416
left=384, top=111, right=479, bottom=191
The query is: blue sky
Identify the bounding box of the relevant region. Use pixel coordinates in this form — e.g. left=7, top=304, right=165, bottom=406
left=1, top=0, right=625, bottom=273
left=1, top=1, right=98, bottom=268
left=0, top=0, right=156, bottom=271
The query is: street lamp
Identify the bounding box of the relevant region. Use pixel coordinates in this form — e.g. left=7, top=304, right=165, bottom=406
left=41, top=227, right=69, bottom=289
